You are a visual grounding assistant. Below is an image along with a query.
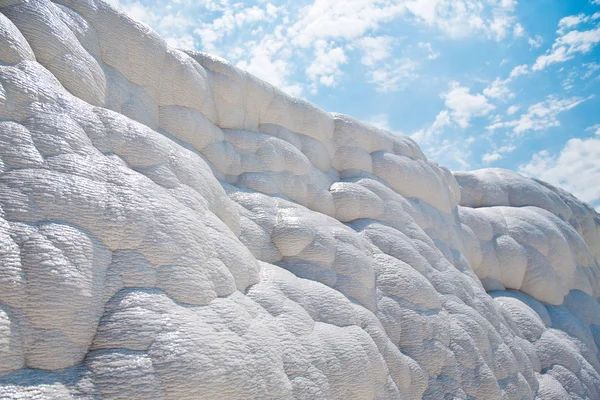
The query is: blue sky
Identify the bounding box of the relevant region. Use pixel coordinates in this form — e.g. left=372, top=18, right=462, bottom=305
left=108, top=0, right=600, bottom=209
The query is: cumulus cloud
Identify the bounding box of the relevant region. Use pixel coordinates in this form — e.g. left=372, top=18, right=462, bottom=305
left=306, top=41, right=348, bottom=88
left=513, top=23, right=525, bottom=38
left=519, top=138, right=600, bottom=209
left=235, top=32, right=303, bottom=97
left=443, top=82, right=495, bottom=127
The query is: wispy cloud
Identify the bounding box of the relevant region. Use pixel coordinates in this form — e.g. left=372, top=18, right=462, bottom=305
left=358, top=36, right=396, bottom=67
left=586, top=124, right=600, bottom=136
left=365, top=114, right=392, bottom=131
left=482, top=144, right=516, bottom=164
left=528, top=34, right=543, bottom=49
left=412, top=110, right=451, bottom=145
left=507, top=105, right=520, bottom=115
left=487, top=95, right=591, bottom=135
left=404, top=0, right=519, bottom=41
left=483, top=77, right=514, bottom=100
left=533, top=13, right=600, bottom=71
left=418, top=42, right=440, bottom=60
left=367, top=58, right=418, bottom=93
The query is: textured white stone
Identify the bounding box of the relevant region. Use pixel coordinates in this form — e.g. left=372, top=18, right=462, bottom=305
left=0, top=1, right=599, bottom=399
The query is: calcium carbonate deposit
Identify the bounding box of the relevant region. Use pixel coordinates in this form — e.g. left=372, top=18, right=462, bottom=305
left=1, top=1, right=600, bottom=399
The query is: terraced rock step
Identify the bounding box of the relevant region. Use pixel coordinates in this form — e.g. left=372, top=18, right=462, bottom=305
left=0, top=1, right=599, bottom=398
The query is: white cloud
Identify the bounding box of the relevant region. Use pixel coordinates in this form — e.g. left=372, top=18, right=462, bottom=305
left=528, top=34, right=543, bottom=49
left=561, top=62, right=600, bottom=90
left=108, top=0, right=524, bottom=96
left=285, top=0, right=522, bottom=50
left=509, top=64, right=529, bottom=78
left=404, top=0, right=519, bottom=41
left=110, top=0, right=158, bottom=26
left=425, top=138, right=472, bottom=170
left=483, top=77, right=514, bottom=100
left=194, top=5, right=277, bottom=52
left=412, top=110, right=451, bottom=144
left=288, top=0, right=404, bottom=48
left=557, top=14, right=588, bottom=34
left=365, top=114, right=392, bottom=131
left=412, top=110, right=472, bottom=170
left=156, top=12, right=193, bottom=33
left=500, top=0, right=517, bottom=11
left=367, top=58, right=418, bottom=92
left=482, top=152, right=503, bottom=163
left=583, top=62, right=600, bottom=79
left=499, top=144, right=517, bottom=153
left=557, top=12, right=600, bottom=34
left=358, top=36, right=395, bottom=67
left=519, top=138, right=600, bottom=209
left=481, top=64, right=528, bottom=102
left=487, top=95, right=590, bottom=135
left=533, top=19, right=600, bottom=71
left=164, top=34, right=196, bottom=50
left=306, top=41, right=348, bottom=88
left=513, top=23, right=525, bottom=38
left=507, top=105, right=520, bottom=115
left=418, top=42, right=440, bottom=60
left=236, top=33, right=300, bottom=95
left=489, top=15, right=513, bottom=41
left=482, top=143, right=516, bottom=164
left=586, top=124, right=600, bottom=136
left=443, top=82, right=495, bottom=128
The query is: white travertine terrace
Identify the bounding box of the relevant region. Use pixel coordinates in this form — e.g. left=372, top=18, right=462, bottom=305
left=0, top=0, right=599, bottom=398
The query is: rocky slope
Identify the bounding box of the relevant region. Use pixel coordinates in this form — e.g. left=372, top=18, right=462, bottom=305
left=0, top=0, right=600, bottom=398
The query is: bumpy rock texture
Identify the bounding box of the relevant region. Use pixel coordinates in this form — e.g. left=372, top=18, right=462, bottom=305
left=1, top=1, right=600, bottom=399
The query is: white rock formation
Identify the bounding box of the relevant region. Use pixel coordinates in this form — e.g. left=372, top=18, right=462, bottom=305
left=0, top=1, right=599, bottom=398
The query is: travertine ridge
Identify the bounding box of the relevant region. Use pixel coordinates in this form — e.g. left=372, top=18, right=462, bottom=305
left=0, top=1, right=600, bottom=398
